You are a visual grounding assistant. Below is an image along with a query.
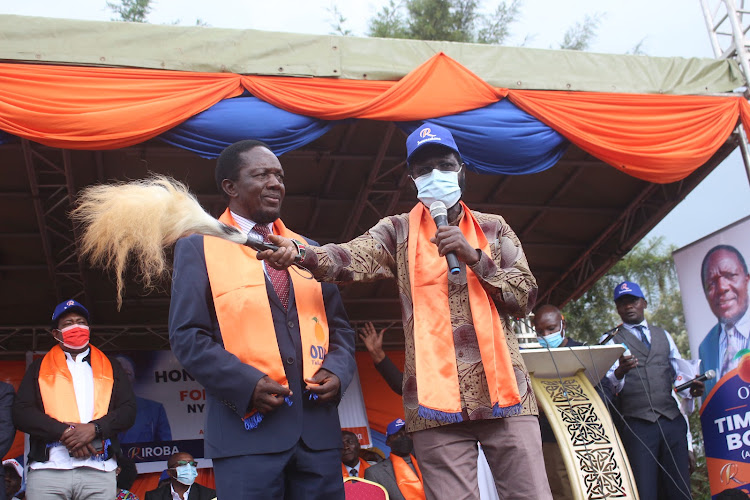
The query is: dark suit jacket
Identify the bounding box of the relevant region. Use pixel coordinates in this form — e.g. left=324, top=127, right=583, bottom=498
left=0, top=382, right=15, bottom=500
left=12, top=350, right=136, bottom=463
left=169, top=234, right=356, bottom=459
left=364, top=459, right=405, bottom=500
left=699, top=323, right=721, bottom=395
left=144, top=482, right=216, bottom=500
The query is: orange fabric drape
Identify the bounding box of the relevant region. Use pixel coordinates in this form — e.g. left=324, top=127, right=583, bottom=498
left=0, top=52, right=748, bottom=183
left=506, top=89, right=743, bottom=183
left=356, top=351, right=405, bottom=435
left=129, top=469, right=215, bottom=499
left=0, top=63, right=244, bottom=149
left=242, top=53, right=506, bottom=120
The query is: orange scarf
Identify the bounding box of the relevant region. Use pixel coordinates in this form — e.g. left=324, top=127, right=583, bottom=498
left=341, top=458, right=370, bottom=478
left=407, top=202, right=521, bottom=422
left=390, top=454, right=425, bottom=500
left=38, top=345, right=113, bottom=422
left=204, top=209, right=329, bottom=430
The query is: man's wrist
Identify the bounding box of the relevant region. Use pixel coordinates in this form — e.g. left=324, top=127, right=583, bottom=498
left=371, top=350, right=386, bottom=364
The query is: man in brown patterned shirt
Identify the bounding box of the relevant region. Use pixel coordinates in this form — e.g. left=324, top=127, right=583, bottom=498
left=261, top=123, right=551, bottom=500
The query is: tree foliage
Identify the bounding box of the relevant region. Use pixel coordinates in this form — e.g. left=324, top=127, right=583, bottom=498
left=559, top=13, right=601, bottom=51
left=363, top=0, right=599, bottom=51
left=106, top=0, right=152, bottom=23
left=366, top=0, right=522, bottom=45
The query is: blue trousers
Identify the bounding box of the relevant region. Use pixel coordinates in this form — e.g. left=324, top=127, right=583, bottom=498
left=212, top=440, right=344, bottom=500
left=621, top=415, right=691, bottom=500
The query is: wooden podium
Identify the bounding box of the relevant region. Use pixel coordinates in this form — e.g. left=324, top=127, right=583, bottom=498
left=521, top=345, right=639, bottom=500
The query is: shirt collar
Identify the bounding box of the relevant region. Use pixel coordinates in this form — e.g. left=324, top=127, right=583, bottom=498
left=623, top=319, right=648, bottom=330
left=170, top=483, right=192, bottom=500
left=722, top=309, right=750, bottom=338
left=63, top=348, right=91, bottom=364
left=230, top=210, right=272, bottom=236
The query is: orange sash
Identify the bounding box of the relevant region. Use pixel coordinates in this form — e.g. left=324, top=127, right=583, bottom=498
left=341, top=458, right=370, bottom=478
left=390, top=454, right=425, bottom=500
left=38, top=345, right=113, bottom=422
left=407, top=202, right=521, bottom=422
left=204, top=209, right=329, bottom=430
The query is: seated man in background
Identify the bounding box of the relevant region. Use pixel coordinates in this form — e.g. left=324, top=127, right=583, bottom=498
left=531, top=304, right=584, bottom=500
left=144, top=452, right=215, bottom=500
left=364, top=419, right=425, bottom=500
left=341, top=430, right=369, bottom=478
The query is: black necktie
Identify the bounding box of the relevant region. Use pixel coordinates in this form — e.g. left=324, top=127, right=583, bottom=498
left=350, top=468, right=357, bottom=477
left=635, top=325, right=650, bottom=350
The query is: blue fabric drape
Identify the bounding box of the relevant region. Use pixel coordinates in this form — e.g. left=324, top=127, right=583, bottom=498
left=398, top=99, right=568, bottom=175
left=159, top=96, right=337, bottom=158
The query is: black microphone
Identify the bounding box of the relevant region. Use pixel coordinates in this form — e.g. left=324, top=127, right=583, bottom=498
left=244, top=232, right=302, bottom=263
left=674, top=370, right=716, bottom=392
left=429, top=201, right=460, bottom=275
left=598, top=325, right=622, bottom=345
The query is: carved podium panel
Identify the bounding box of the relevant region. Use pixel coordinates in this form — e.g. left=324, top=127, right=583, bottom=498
left=522, top=345, right=639, bottom=500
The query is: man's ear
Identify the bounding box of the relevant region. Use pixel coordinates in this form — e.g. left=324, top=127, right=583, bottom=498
left=50, top=329, right=62, bottom=343
left=221, top=178, right=237, bottom=199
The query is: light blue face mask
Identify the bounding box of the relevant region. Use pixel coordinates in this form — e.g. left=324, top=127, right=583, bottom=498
left=413, top=169, right=462, bottom=209
left=175, top=464, right=198, bottom=486
left=538, top=320, right=565, bottom=348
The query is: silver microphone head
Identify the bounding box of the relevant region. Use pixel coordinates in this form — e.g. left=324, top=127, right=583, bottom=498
left=705, top=369, right=716, bottom=380
left=429, top=201, right=447, bottom=218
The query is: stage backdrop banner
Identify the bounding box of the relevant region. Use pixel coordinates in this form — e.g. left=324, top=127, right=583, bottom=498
left=111, top=351, right=211, bottom=474
left=338, top=369, right=373, bottom=448
left=673, top=215, right=750, bottom=497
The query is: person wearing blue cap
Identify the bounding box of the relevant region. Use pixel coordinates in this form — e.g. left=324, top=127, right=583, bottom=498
left=261, top=123, right=551, bottom=499
left=364, top=418, right=424, bottom=500
left=12, top=300, right=136, bottom=500
left=600, top=281, right=703, bottom=500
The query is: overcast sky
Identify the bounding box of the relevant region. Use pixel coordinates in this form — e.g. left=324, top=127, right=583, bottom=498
left=2, top=0, right=749, bottom=248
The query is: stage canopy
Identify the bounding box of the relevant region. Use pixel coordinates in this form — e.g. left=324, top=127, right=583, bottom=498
left=0, top=15, right=746, bottom=354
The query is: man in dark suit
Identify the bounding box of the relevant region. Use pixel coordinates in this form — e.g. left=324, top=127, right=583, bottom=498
left=144, top=452, right=215, bottom=500
left=365, top=419, right=425, bottom=500
left=169, top=140, right=356, bottom=500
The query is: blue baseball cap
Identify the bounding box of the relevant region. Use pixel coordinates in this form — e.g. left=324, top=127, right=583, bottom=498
left=406, top=123, right=461, bottom=164
left=51, top=299, right=89, bottom=328
left=613, top=281, right=645, bottom=302
left=386, top=418, right=406, bottom=438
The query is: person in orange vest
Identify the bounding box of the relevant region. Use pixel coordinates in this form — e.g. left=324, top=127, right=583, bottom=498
left=364, top=419, right=424, bottom=500
left=12, top=299, right=136, bottom=500
left=341, top=431, right=369, bottom=478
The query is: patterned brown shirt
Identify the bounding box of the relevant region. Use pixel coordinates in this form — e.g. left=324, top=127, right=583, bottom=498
left=304, top=206, right=539, bottom=433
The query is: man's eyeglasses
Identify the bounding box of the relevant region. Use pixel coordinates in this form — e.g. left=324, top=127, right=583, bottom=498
left=169, top=460, right=197, bottom=468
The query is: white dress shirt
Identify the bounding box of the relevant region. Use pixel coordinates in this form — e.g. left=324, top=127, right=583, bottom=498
left=600, top=320, right=687, bottom=395
left=171, top=483, right=192, bottom=500
left=230, top=211, right=274, bottom=276
left=30, top=348, right=117, bottom=471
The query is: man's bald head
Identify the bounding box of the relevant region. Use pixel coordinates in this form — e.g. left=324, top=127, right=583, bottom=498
left=533, top=304, right=564, bottom=337
left=168, top=452, right=194, bottom=469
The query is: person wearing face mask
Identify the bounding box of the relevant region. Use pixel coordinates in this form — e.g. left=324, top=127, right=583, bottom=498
left=531, top=305, right=585, bottom=500
left=144, top=452, right=216, bottom=500
left=261, top=123, right=550, bottom=500
left=12, top=300, right=136, bottom=500
left=532, top=304, right=583, bottom=350
left=364, top=419, right=424, bottom=500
